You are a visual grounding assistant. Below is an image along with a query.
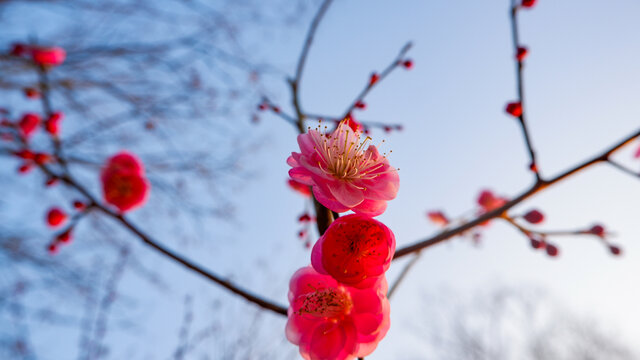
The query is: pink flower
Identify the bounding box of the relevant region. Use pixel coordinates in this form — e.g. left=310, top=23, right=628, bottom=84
left=286, top=266, right=390, bottom=360
left=311, top=214, right=395, bottom=289
left=31, top=46, right=66, bottom=67
left=634, top=144, right=640, bottom=158
left=101, top=152, right=149, bottom=213
left=288, top=120, right=399, bottom=217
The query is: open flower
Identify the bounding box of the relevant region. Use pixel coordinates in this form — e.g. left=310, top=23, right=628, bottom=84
left=288, top=120, right=399, bottom=217
left=101, top=152, right=149, bottom=212
left=286, top=266, right=390, bottom=360
left=311, top=214, right=395, bottom=289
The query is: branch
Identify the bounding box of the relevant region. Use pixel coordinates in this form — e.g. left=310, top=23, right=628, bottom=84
left=510, top=2, right=540, bottom=180
left=290, top=0, right=334, bottom=134
left=394, top=128, right=640, bottom=259
left=607, top=159, right=640, bottom=180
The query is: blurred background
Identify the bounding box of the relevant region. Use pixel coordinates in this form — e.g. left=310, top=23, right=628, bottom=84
left=1, top=0, right=639, bottom=359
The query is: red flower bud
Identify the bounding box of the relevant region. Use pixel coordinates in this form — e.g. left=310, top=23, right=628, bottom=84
left=529, top=237, right=544, bottom=249
left=45, top=112, right=64, bottom=136
left=402, top=59, right=413, bottom=69
left=45, top=177, right=58, bottom=187
left=18, top=113, right=41, bottom=138
left=257, top=103, right=267, bottom=111
left=34, top=153, right=52, bottom=165
left=298, top=213, right=312, bottom=223
left=18, top=163, right=33, bottom=174
left=57, top=230, right=72, bottom=244
left=24, top=87, right=40, bottom=99
left=354, top=101, right=366, bottom=110
left=545, top=243, right=559, bottom=257
left=73, top=201, right=86, bottom=210
left=31, top=46, right=66, bottom=67
left=14, top=149, right=35, bottom=160
left=516, top=47, right=529, bottom=62
left=505, top=102, right=523, bottom=117
left=46, top=208, right=67, bottom=228
left=523, top=209, right=544, bottom=224
left=47, top=242, right=59, bottom=255
left=521, top=0, right=536, bottom=8
left=369, top=72, right=380, bottom=86
left=609, top=245, right=622, bottom=256
left=10, top=43, right=29, bottom=56
left=588, top=224, right=605, bottom=238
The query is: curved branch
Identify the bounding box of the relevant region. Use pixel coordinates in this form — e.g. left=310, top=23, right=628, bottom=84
left=394, top=128, right=640, bottom=259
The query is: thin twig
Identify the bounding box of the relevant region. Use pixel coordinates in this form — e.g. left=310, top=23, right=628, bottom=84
left=387, top=252, right=422, bottom=299
left=607, top=159, right=640, bottom=179
left=510, top=1, right=540, bottom=180
left=340, top=42, right=412, bottom=119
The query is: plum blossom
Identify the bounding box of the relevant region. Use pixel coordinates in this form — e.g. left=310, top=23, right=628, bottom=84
left=286, top=266, right=390, bottom=360
left=101, top=152, right=149, bottom=213
left=311, top=214, right=395, bottom=289
left=288, top=120, right=399, bottom=217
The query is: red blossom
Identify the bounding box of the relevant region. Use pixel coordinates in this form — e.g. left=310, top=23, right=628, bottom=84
left=101, top=152, right=150, bottom=213
left=311, top=214, right=395, bottom=288
left=354, top=101, right=366, bottom=110
left=523, top=209, right=544, bottom=224
left=298, top=213, right=312, bottom=223
left=505, top=102, right=523, bottom=117
left=31, top=46, right=66, bottom=67
left=516, top=47, right=529, bottom=62
left=46, top=208, right=67, bottom=228
left=18, top=113, right=41, bottom=138
left=286, top=266, right=390, bottom=360
left=401, top=59, right=413, bottom=69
